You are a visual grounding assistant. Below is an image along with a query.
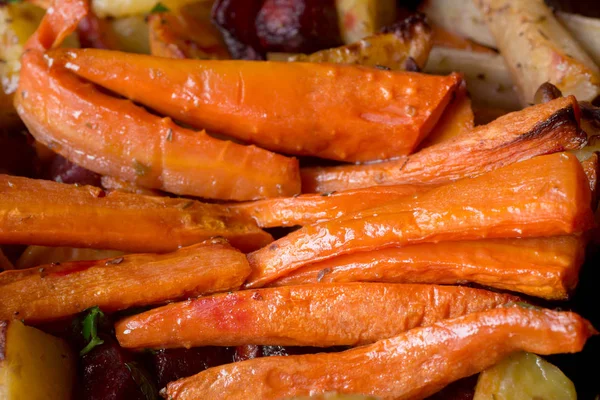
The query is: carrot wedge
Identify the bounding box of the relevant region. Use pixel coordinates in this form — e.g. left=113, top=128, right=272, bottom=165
left=15, top=1, right=299, bottom=201
left=301, top=96, right=584, bottom=193
left=229, top=184, right=434, bottom=228
left=0, top=239, right=249, bottom=323
left=0, top=174, right=272, bottom=253
left=246, top=153, right=594, bottom=288
left=270, top=236, right=586, bottom=300
left=164, top=306, right=596, bottom=400
left=46, top=48, right=462, bottom=162
left=115, top=283, right=517, bottom=349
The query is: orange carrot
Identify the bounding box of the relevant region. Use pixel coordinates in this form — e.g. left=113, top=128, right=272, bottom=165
left=115, top=283, right=517, bottom=349
left=100, top=176, right=163, bottom=196
left=417, top=83, right=474, bottom=149
left=270, top=236, right=586, bottom=300
left=46, top=48, right=462, bottom=162
left=0, top=174, right=272, bottom=253
left=148, top=3, right=229, bottom=59
left=0, top=239, right=249, bottom=323
left=301, top=96, right=584, bottom=193
left=164, top=306, right=596, bottom=400
left=229, top=184, right=434, bottom=228
left=15, top=2, right=300, bottom=201
left=246, top=153, right=594, bottom=288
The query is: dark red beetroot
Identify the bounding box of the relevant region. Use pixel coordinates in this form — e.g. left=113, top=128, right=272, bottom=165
left=150, top=347, right=236, bottom=390
left=425, top=375, right=476, bottom=400
left=255, top=0, right=341, bottom=53
left=48, top=155, right=102, bottom=187
left=80, top=337, right=149, bottom=400
left=211, top=0, right=265, bottom=59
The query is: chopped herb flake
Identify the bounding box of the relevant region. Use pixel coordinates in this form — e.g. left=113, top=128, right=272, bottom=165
left=80, top=306, right=105, bottom=356
left=125, top=361, right=160, bottom=400
left=150, top=2, right=170, bottom=13
left=166, top=128, right=173, bottom=142
left=133, top=160, right=151, bottom=176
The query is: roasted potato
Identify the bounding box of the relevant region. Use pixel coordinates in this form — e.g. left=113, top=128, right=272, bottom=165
left=290, top=14, right=432, bottom=70
left=0, top=320, right=76, bottom=399
left=474, top=352, right=576, bottom=400
left=335, top=0, right=397, bottom=44
left=108, top=16, right=150, bottom=54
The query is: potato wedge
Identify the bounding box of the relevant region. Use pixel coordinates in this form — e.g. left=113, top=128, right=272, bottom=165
left=473, top=352, right=576, bottom=400
left=108, top=16, right=150, bottom=54
left=425, top=46, right=520, bottom=110
left=0, top=320, right=76, bottom=399
left=335, top=0, right=397, bottom=44
left=474, top=0, right=600, bottom=105
left=290, top=14, right=433, bottom=70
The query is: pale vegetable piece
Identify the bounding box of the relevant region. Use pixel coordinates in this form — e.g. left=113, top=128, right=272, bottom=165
left=109, top=16, right=150, bottom=54
left=16, top=246, right=125, bottom=270
left=474, top=352, right=576, bottom=400
left=92, top=0, right=200, bottom=18
left=474, top=0, right=600, bottom=106
left=0, top=320, right=76, bottom=399
left=424, top=46, right=520, bottom=110
left=0, top=3, right=45, bottom=128
left=290, top=14, right=433, bottom=71
left=335, top=0, right=396, bottom=44
left=556, top=12, right=600, bottom=67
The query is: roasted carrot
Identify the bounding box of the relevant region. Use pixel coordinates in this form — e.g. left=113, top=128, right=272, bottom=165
left=115, top=283, right=517, bottom=349
left=301, top=96, right=584, bottom=193
left=15, top=1, right=300, bottom=201
left=100, top=176, right=163, bottom=196
left=270, top=236, right=586, bottom=300
left=0, top=239, right=249, bottom=323
left=164, top=306, right=596, bottom=400
left=417, top=82, right=473, bottom=149
left=229, top=184, right=434, bottom=228
left=0, top=174, right=272, bottom=253
left=246, top=153, right=594, bottom=288
left=148, top=2, right=229, bottom=59
left=46, top=48, right=462, bottom=162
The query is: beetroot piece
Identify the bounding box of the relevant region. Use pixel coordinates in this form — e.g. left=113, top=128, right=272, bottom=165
left=150, top=347, right=236, bottom=390
left=255, top=0, right=341, bottom=53
left=48, top=155, right=102, bottom=187
left=80, top=338, right=149, bottom=400
left=211, top=0, right=265, bottom=59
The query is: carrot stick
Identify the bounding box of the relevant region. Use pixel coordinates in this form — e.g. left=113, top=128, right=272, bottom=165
left=15, top=2, right=300, bottom=201
left=270, top=236, right=586, bottom=300
left=0, top=239, right=249, bottom=323
left=0, top=174, right=272, bottom=253
left=228, top=184, right=434, bottom=228
left=246, top=152, right=594, bottom=288
left=301, top=96, right=584, bottom=193
left=46, top=48, right=462, bottom=162
left=416, top=83, right=473, bottom=149
left=164, top=306, right=596, bottom=400
left=115, top=283, right=518, bottom=349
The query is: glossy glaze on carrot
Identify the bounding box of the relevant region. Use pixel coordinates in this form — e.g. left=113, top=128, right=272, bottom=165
left=301, top=96, right=584, bottom=193
left=229, top=184, right=435, bottom=228
left=14, top=1, right=300, bottom=201
left=0, top=239, right=250, bottom=323
left=46, top=48, right=462, bottom=162
left=164, top=306, right=596, bottom=400
left=115, top=283, right=518, bottom=349
left=271, top=236, right=586, bottom=299
left=0, top=175, right=272, bottom=253
left=246, top=153, right=594, bottom=288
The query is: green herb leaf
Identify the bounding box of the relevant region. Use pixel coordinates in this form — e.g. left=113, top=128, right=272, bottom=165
left=79, top=306, right=105, bottom=356
left=505, top=301, right=541, bottom=310
left=133, top=160, right=151, bottom=176
left=150, top=2, right=170, bottom=13
left=126, top=361, right=160, bottom=400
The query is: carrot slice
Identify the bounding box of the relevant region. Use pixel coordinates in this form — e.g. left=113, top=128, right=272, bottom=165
left=115, top=283, right=518, bottom=349
left=270, top=236, right=586, bottom=300
left=301, top=96, right=584, bottom=193
left=229, top=184, right=434, bottom=228
left=164, top=306, right=596, bottom=400
left=46, top=48, right=462, bottom=162
left=246, top=153, right=593, bottom=288
left=0, top=174, right=272, bottom=253
left=0, top=239, right=250, bottom=323
left=15, top=1, right=300, bottom=201
left=417, top=83, right=474, bottom=149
